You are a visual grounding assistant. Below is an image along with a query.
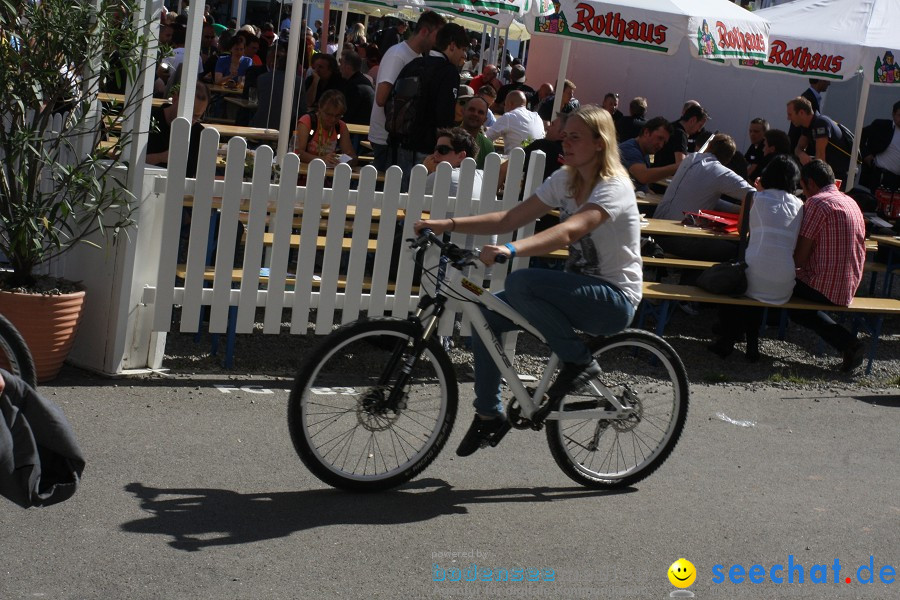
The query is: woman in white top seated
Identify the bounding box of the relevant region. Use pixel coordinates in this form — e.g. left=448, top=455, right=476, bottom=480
left=708, top=154, right=804, bottom=361
left=415, top=106, right=642, bottom=457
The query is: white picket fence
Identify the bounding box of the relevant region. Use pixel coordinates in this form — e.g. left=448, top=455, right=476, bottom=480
left=144, top=117, right=548, bottom=339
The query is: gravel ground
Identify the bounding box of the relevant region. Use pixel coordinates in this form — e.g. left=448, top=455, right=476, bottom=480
left=161, top=302, right=900, bottom=391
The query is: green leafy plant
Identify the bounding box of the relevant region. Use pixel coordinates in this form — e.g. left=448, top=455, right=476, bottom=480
left=0, top=0, right=152, bottom=288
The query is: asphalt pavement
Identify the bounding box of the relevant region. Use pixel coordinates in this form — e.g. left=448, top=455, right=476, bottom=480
left=2, top=366, right=899, bottom=600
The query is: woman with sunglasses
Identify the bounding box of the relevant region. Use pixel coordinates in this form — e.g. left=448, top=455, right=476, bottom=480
left=424, top=127, right=484, bottom=200
left=414, top=105, right=642, bottom=457
left=293, top=89, right=357, bottom=168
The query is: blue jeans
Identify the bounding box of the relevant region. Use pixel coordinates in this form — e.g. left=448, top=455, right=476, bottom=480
left=398, top=147, right=428, bottom=192
left=471, top=268, right=636, bottom=416
left=372, top=142, right=395, bottom=172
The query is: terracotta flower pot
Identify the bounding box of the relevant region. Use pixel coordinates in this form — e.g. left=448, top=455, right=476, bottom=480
left=0, top=289, right=86, bottom=382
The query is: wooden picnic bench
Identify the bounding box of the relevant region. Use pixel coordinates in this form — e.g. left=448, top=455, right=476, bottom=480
left=638, top=281, right=900, bottom=374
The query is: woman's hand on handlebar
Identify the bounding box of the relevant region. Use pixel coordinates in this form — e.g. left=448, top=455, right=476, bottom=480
left=414, top=219, right=453, bottom=236
left=480, top=244, right=512, bottom=266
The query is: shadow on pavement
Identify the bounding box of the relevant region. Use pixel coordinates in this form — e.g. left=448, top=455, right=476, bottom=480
left=122, top=479, right=634, bottom=551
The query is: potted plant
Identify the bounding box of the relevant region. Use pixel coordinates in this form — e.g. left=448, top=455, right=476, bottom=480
left=0, top=0, right=151, bottom=381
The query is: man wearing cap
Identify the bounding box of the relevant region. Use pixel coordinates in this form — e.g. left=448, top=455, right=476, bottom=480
left=494, top=64, right=534, bottom=115
left=485, top=90, right=545, bottom=154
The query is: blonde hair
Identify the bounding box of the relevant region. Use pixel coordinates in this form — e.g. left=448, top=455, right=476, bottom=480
left=564, top=105, right=631, bottom=199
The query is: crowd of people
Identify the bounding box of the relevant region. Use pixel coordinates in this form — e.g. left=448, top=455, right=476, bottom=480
left=137, top=6, right=897, bottom=443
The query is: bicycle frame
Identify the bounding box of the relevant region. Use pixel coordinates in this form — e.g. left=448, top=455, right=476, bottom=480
left=413, top=241, right=631, bottom=423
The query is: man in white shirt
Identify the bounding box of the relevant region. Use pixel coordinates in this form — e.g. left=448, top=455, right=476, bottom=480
left=368, top=11, right=446, bottom=171
left=860, top=100, right=900, bottom=190
left=485, top=91, right=545, bottom=154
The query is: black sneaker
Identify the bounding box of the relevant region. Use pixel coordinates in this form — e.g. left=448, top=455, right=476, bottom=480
left=840, top=340, right=865, bottom=373
left=547, top=359, right=603, bottom=399
left=456, top=414, right=509, bottom=457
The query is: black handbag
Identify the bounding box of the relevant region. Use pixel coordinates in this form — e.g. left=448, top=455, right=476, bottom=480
left=696, top=192, right=753, bottom=296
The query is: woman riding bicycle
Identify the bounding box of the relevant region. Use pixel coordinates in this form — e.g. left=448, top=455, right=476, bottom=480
left=415, top=105, right=643, bottom=457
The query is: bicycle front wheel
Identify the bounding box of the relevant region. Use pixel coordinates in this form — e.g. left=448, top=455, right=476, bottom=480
left=0, top=313, right=37, bottom=389
left=288, top=318, right=458, bottom=491
left=546, top=329, right=689, bottom=488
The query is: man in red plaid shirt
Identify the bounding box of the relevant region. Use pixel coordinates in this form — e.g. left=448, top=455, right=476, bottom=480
left=791, top=160, right=867, bottom=372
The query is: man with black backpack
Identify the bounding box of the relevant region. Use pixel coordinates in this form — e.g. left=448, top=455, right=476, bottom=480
left=368, top=11, right=446, bottom=173
left=390, top=22, right=470, bottom=191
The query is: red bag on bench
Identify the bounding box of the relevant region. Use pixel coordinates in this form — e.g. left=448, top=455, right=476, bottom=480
left=681, top=210, right=739, bottom=233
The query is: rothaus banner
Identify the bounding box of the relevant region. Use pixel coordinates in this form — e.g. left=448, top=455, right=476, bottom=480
left=527, top=0, right=768, bottom=61
left=738, top=37, right=860, bottom=81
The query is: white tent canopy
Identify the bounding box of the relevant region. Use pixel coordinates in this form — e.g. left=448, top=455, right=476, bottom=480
left=526, top=0, right=769, bottom=59
left=738, top=0, right=900, bottom=190
left=739, top=0, right=898, bottom=81
left=525, top=0, right=770, bottom=116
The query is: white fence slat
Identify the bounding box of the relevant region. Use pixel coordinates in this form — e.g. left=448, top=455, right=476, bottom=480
left=391, top=165, right=427, bottom=317
left=179, top=126, right=220, bottom=332
left=289, top=158, right=326, bottom=334
left=473, top=152, right=502, bottom=289
left=488, top=148, right=526, bottom=293
left=152, top=117, right=193, bottom=331
left=367, top=166, right=402, bottom=316
left=341, top=167, right=377, bottom=324
left=236, top=144, right=274, bottom=333
left=315, top=163, right=352, bottom=334
left=262, top=153, right=301, bottom=333
left=209, top=136, right=247, bottom=333
left=514, top=149, right=546, bottom=271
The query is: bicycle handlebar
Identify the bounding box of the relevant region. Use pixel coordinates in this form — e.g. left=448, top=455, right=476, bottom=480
left=410, top=229, right=508, bottom=264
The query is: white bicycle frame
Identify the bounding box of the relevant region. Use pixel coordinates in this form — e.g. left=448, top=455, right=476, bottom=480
left=418, top=252, right=632, bottom=423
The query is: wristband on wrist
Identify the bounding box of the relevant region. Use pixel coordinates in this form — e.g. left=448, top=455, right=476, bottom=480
left=504, top=242, right=517, bottom=258
left=449, top=218, right=456, bottom=231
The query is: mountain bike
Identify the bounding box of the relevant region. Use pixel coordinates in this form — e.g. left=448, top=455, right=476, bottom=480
left=0, top=312, right=37, bottom=389
left=288, top=229, right=689, bottom=491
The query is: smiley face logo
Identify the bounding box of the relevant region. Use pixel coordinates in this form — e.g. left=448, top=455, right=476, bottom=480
left=668, top=558, right=697, bottom=588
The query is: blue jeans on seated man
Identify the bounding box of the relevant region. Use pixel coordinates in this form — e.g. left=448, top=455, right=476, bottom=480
left=470, top=268, right=636, bottom=417
left=788, top=279, right=856, bottom=352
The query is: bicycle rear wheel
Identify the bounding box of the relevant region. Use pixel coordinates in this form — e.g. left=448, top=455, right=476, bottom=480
left=0, top=312, right=37, bottom=389
left=288, top=318, right=458, bottom=491
left=545, top=329, right=689, bottom=488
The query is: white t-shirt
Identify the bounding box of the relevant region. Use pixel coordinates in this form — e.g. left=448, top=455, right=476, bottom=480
left=744, top=189, right=804, bottom=305
left=485, top=106, right=545, bottom=153
left=368, top=41, right=420, bottom=146
left=535, top=170, right=643, bottom=307
left=424, top=168, right=484, bottom=201
left=874, top=126, right=900, bottom=174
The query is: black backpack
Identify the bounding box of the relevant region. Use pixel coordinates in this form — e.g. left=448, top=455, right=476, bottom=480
left=384, top=56, right=429, bottom=145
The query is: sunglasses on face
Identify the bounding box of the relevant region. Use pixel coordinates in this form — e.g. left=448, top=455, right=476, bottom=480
left=434, top=144, right=455, bottom=155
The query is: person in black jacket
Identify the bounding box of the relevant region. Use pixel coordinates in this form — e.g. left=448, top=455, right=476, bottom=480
left=860, top=100, right=900, bottom=190
left=339, top=49, right=375, bottom=126
left=396, top=23, right=469, bottom=191
left=0, top=369, right=86, bottom=508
